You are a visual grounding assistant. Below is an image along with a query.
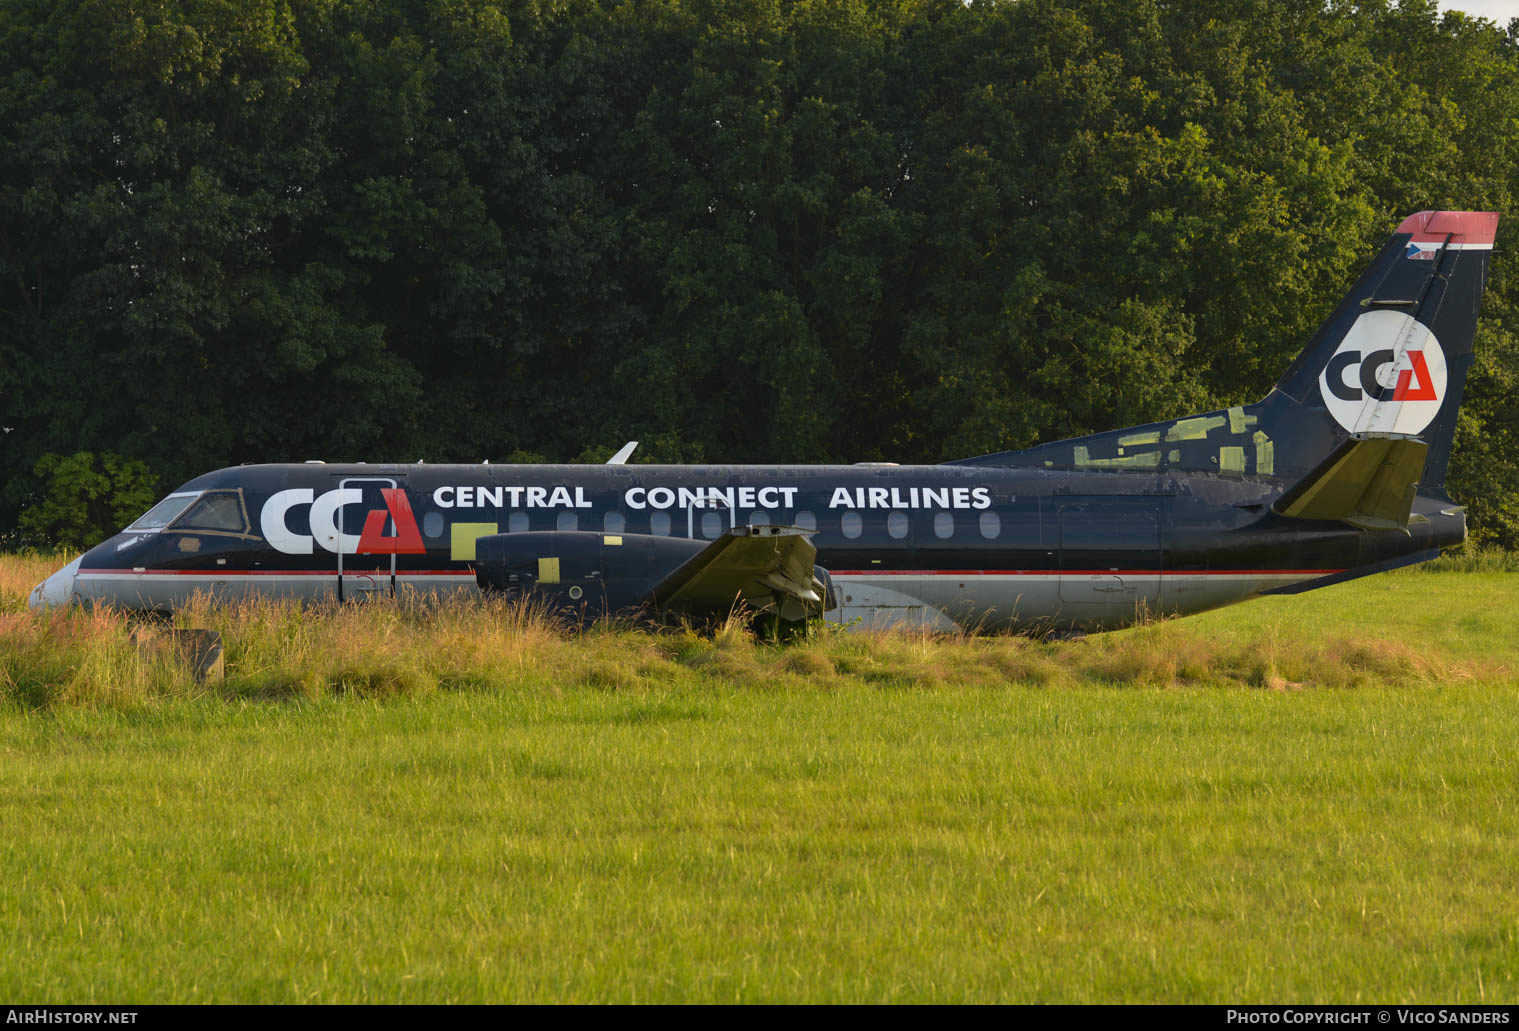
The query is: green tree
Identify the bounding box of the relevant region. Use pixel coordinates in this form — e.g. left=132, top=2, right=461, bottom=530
left=2, top=0, right=1517, bottom=546
left=16, top=451, right=158, bottom=549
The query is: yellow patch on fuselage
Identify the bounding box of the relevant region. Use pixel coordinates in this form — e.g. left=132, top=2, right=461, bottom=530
left=1166, top=415, right=1227, bottom=441
left=450, top=522, right=499, bottom=561
left=1254, top=431, right=1275, bottom=475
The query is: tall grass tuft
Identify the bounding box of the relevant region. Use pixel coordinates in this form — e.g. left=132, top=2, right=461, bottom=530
left=0, top=607, right=201, bottom=707
left=1, top=554, right=1509, bottom=709
left=0, top=552, right=74, bottom=614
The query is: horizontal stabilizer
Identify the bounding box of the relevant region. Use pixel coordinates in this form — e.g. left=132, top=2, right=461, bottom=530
left=646, top=525, right=824, bottom=617
left=1271, top=435, right=1428, bottom=530
left=1261, top=548, right=1441, bottom=595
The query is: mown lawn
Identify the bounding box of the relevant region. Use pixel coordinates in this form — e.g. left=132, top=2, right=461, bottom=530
left=1, top=558, right=1516, bottom=1002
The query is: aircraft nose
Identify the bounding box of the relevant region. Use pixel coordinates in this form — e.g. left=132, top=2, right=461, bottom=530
left=28, top=556, right=84, bottom=611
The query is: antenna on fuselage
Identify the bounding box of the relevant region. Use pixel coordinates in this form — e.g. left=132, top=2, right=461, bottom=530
left=607, top=441, right=639, bottom=465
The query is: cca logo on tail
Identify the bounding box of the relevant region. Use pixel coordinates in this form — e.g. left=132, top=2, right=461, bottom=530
left=1318, top=310, right=1446, bottom=435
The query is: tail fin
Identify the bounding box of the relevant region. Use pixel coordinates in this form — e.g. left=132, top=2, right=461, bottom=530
left=1268, top=210, right=1497, bottom=491
left=950, top=211, right=1497, bottom=490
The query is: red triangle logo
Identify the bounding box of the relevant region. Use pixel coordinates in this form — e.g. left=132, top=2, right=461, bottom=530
left=1392, top=350, right=1438, bottom=402
left=357, top=488, right=427, bottom=554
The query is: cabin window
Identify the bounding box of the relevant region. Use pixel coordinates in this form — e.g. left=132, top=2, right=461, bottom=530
left=650, top=512, right=671, bottom=536
left=841, top=512, right=863, bottom=539
left=748, top=510, right=770, bottom=526
left=508, top=512, right=529, bottom=533
left=127, top=493, right=199, bottom=532
left=604, top=512, right=626, bottom=534
left=933, top=512, right=954, bottom=539
left=556, top=511, right=578, bottom=532
left=423, top=512, right=445, bottom=539
left=794, top=510, right=817, bottom=531
left=887, top=512, right=909, bottom=539
left=979, top=511, right=1001, bottom=540
left=170, top=491, right=247, bottom=534
left=701, top=511, right=724, bottom=538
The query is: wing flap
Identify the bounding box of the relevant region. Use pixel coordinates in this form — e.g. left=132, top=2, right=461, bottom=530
left=1271, top=435, right=1428, bottom=530
left=645, top=525, right=823, bottom=617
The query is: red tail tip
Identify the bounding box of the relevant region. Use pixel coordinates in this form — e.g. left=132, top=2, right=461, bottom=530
left=1395, top=210, right=1499, bottom=246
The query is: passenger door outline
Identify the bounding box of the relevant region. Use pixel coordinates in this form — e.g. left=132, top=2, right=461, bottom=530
left=1057, top=498, right=1165, bottom=612
left=338, top=476, right=400, bottom=601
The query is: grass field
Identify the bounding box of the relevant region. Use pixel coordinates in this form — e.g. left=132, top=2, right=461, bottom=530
left=1, top=554, right=1517, bottom=1002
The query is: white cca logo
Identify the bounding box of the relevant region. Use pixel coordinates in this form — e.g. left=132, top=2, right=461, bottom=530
left=1318, top=311, right=1447, bottom=435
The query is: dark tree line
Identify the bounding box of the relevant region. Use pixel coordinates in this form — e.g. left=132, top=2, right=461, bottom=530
left=3, top=0, right=1518, bottom=547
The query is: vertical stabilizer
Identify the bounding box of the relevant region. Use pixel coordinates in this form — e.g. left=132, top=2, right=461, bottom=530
left=1269, top=210, right=1496, bottom=490
left=950, top=211, right=1498, bottom=491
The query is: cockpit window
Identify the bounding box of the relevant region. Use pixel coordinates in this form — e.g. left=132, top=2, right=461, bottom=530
left=126, top=493, right=200, bottom=532
left=169, top=491, right=249, bottom=534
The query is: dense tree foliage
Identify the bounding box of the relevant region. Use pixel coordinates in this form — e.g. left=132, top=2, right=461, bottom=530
left=3, top=0, right=1518, bottom=546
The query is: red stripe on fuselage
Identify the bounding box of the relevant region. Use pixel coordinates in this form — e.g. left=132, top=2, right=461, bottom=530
left=829, top=569, right=1344, bottom=576
left=79, top=567, right=1343, bottom=578
left=80, top=567, right=1343, bottom=577
left=78, top=568, right=473, bottom=576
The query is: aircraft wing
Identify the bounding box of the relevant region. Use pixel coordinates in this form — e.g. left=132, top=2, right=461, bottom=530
left=1271, top=434, right=1429, bottom=531
left=644, top=525, right=826, bottom=619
